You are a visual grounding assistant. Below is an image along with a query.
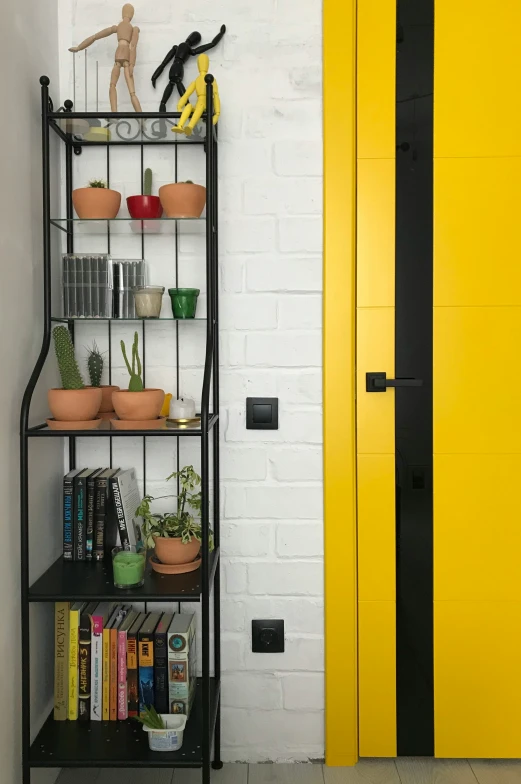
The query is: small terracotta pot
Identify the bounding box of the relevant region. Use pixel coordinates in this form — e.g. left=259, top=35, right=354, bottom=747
left=112, top=388, right=165, bottom=421
left=153, top=535, right=201, bottom=565
left=48, top=387, right=102, bottom=422
left=127, top=195, right=163, bottom=219
left=72, top=187, right=121, bottom=219
left=158, top=183, right=206, bottom=218
left=86, top=385, right=120, bottom=413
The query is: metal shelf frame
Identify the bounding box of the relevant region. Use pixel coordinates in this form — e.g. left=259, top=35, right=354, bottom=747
left=19, top=76, right=221, bottom=783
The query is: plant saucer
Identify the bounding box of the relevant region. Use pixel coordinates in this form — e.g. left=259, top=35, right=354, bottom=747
left=46, top=418, right=102, bottom=431
left=167, top=416, right=201, bottom=429
left=150, top=554, right=201, bottom=575
left=110, top=416, right=166, bottom=430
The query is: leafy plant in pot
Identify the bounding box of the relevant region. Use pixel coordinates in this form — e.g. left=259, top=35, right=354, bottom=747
left=158, top=180, right=206, bottom=218
left=136, top=465, right=214, bottom=569
left=127, top=168, right=163, bottom=219
left=72, top=178, right=121, bottom=220
left=85, top=341, right=119, bottom=418
left=47, top=327, right=102, bottom=429
left=111, top=331, right=165, bottom=427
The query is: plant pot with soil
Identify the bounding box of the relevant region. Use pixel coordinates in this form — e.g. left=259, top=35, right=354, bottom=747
left=158, top=180, right=206, bottom=218
left=136, top=465, right=214, bottom=575
left=72, top=178, right=121, bottom=219
left=111, top=331, right=165, bottom=425
left=85, top=341, right=119, bottom=418
left=47, top=326, right=102, bottom=429
left=127, top=168, right=163, bottom=219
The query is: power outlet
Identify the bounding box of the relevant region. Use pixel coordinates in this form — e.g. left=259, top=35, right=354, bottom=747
left=251, top=619, right=284, bottom=653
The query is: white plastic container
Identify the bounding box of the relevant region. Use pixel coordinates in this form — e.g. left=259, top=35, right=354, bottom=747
left=143, top=714, right=187, bottom=751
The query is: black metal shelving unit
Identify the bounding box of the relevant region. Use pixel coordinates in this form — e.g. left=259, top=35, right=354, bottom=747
left=19, top=76, right=221, bottom=783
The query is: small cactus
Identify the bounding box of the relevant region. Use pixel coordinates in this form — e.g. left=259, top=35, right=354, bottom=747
left=88, top=179, right=107, bottom=188
left=53, top=326, right=84, bottom=390
left=86, top=341, right=104, bottom=387
left=143, top=168, right=153, bottom=196
left=121, top=331, right=144, bottom=392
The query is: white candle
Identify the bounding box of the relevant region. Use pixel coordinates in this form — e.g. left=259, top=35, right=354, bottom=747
left=171, top=397, right=196, bottom=419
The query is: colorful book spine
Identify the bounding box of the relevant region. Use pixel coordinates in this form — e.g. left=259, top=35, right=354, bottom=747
left=138, top=613, right=161, bottom=717
left=86, top=469, right=101, bottom=560
left=63, top=470, right=79, bottom=560
left=90, top=603, right=113, bottom=720
left=54, top=602, right=70, bottom=720
left=94, top=470, right=116, bottom=561
left=127, top=612, right=145, bottom=718
left=78, top=602, right=97, bottom=721
left=68, top=602, right=85, bottom=720
left=74, top=471, right=87, bottom=561
left=117, top=627, right=128, bottom=720
left=110, top=474, right=130, bottom=549
left=110, top=623, right=119, bottom=720
left=154, top=612, right=174, bottom=715
left=102, top=624, right=111, bottom=721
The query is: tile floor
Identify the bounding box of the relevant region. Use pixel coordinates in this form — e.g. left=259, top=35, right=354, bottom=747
left=56, top=759, right=521, bottom=784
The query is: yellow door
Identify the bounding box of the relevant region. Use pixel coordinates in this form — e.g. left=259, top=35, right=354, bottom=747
left=356, top=0, right=521, bottom=759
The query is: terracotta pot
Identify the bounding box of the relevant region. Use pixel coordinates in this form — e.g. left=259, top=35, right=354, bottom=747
left=48, top=387, right=102, bottom=422
left=72, top=187, right=121, bottom=219
left=158, top=183, right=206, bottom=218
left=153, top=535, right=201, bottom=565
left=112, top=388, right=165, bottom=421
left=86, top=385, right=120, bottom=413
left=126, top=195, right=163, bottom=219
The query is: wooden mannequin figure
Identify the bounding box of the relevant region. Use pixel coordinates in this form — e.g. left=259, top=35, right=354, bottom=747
left=69, top=4, right=142, bottom=112
left=171, top=54, right=220, bottom=137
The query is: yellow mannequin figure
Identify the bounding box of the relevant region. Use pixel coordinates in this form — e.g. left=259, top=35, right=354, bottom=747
left=171, top=54, right=220, bottom=136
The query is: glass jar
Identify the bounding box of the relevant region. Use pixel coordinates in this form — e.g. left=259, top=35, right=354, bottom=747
left=133, top=285, right=165, bottom=318
left=112, top=546, right=146, bottom=588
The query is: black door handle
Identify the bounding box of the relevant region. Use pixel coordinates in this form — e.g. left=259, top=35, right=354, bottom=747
left=366, top=372, right=423, bottom=392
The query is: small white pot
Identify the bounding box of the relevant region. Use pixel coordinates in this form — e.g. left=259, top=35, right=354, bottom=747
left=143, top=714, right=187, bottom=751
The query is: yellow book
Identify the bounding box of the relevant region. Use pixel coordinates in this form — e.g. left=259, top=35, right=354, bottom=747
left=68, top=602, right=86, bottom=721
left=54, top=602, right=70, bottom=720
left=102, top=626, right=111, bottom=720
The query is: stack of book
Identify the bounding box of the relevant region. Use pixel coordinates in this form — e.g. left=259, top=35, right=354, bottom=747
left=63, top=467, right=143, bottom=561
left=54, top=605, right=196, bottom=721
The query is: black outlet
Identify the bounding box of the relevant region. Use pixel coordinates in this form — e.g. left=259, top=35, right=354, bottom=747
left=251, top=619, right=284, bottom=653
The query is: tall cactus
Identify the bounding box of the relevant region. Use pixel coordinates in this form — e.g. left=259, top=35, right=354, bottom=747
left=143, top=168, right=152, bottom=196
left=86, top=341, right=104, bottom=387
left=53, top=326, right=84, bottom=390
left=120, top=331, right=144, bottom=391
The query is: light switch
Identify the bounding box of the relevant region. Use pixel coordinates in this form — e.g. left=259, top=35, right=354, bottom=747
left=246, top=397, right=279, bottom=430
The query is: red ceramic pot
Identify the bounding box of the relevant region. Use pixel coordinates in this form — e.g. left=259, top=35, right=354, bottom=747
left=126, top=195, right=163, bottom=220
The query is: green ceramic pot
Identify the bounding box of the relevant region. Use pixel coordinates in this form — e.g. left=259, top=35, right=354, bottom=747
left=168, top=288, right=200, bottom=319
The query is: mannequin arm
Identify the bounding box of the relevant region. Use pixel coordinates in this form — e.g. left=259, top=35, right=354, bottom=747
left=212, top=81, right=221, bottom=125
left=152, top=46, right=177, bottom=87
left=129, top=26, right=139, bottom=74
left=177, top=80, right=196, bottom=110
left=191, top=24, right=226, bottom=55
left=69, top=25, right=117, bottom=52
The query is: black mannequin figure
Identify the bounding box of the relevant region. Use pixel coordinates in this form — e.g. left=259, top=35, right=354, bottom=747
left=152, top=25, right=226, bottom=112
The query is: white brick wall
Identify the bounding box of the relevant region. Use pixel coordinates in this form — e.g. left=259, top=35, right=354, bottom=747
left=60, top=0, right=322, bottom=762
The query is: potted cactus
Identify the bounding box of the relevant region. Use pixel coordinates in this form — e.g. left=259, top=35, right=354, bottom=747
left=85, top=342, right=119, bottom=416
left=111, top=332, right=165, bottom=427
left=47, top=326, right=102, bottom=428
left=72, top=178, right=121, bottom=219
left=127, top=168, right=163, bottom=219
left=158, top=180, right=206, bottom=218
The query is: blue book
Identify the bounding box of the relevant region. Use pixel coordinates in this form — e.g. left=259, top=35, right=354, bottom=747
left=138, top=612, right=162, bottom=716
left=63, top=469, right=81, bottom=560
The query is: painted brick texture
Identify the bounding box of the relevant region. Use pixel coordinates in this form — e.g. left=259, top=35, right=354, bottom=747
left=59, top=0, right=322, bottom=762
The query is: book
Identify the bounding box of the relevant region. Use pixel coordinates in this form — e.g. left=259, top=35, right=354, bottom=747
left=138, top=612, right=162, bottom=716
left=154, top=612, right=174, bottom=715
left=68, top=601, right=86, bottom=721
left=168, top=612, right=197, bottom=717
left=74, top=469, right=100, bottom=561
left=127, top=612, right=146, bottom=718
left=90, top=602, right=115, bottom=720
left=104, top=469, right=123, bottom=558
left=94, top=468, right=119, bottom=561
left=116, top=609, right=139, bottom=720
left=78, top=601, right=99, bottom=721
left=54, top=602, right=70, bottom=720
left=63, top=469, right=81, bottom=560
left=102, top=605, right=130, bottom=720
left=110, top=468, right=144, bottom=550
left=86, top=468, right=103, bottom=560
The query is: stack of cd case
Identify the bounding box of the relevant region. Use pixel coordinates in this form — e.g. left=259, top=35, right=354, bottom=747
left=62, top=255, right=146, bottom=319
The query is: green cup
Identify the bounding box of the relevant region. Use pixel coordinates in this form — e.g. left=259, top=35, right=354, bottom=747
left=168, top=288, right=200, bottom=319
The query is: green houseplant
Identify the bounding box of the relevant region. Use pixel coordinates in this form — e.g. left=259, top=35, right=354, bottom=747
left=85, top=341, right=119, bottom=415
left=72, top=177, right=121, bottom=219
left=111, top=331, right=164, bottom=425
left=47, top=326, right=102, bottom=426
left=127, top=168, right=163, bottom=219
left=136, top=465, right=213, bottom=565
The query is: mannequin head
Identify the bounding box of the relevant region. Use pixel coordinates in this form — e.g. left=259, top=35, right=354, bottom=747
left=122, top=4, right=134, bottom=20
left=187, top=31, right=202, bottom=47
left=197, top=53, right=209, bottom=73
